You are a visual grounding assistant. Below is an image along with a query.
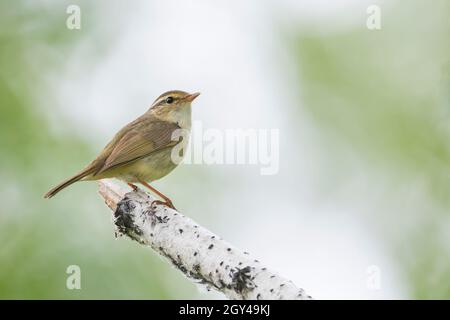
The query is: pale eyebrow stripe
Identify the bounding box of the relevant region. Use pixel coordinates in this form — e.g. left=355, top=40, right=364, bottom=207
left=152, top=96, right=167, bottom=106
left=155, top=95, right=180, bottom=106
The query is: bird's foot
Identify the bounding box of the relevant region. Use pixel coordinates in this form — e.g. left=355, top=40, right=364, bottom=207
left=127, top=183, right=139, bottom=192
left=151, top=199, right=176, bottom=210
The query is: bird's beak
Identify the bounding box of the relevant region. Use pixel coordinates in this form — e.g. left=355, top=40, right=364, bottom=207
left=185, top=92, right=200, bottom=102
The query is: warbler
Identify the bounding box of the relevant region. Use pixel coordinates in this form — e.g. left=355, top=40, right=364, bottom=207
left=44, top=90, right=200, bottom=209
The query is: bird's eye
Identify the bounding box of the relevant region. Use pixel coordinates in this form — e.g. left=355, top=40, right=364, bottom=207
left=165, top=96, right=174, bottom=104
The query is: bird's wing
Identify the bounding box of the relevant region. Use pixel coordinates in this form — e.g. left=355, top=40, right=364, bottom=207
left=95, top=120, right=182, bottom=175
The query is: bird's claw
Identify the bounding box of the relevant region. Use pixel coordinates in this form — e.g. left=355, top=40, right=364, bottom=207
left=151, top=199, right=176, bottom=210
left=127, top=183, right=139, bottom=192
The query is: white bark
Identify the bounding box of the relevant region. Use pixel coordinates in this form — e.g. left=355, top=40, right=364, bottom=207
left=98, top=179, right=312, bottom=300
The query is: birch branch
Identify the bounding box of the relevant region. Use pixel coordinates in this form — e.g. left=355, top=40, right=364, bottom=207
left=98, top=179, right=312, bottom=300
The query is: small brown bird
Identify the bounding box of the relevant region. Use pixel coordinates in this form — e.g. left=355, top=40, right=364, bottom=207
left=44, top=90, right=200, bottom=209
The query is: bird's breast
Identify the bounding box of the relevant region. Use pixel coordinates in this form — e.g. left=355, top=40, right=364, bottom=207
left=117, top=145, right=184, bottom=183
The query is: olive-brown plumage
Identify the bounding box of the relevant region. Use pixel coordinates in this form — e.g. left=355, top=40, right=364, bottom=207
left=44, top=90, right=200, bottom=208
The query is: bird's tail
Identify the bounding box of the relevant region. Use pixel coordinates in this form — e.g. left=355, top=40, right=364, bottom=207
left=44, top=167, right=95, bottom=199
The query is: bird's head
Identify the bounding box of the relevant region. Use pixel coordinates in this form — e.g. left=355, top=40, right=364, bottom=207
left=151, top=90, right=200, bottom=110
left=149, top=90, right=200, bottom=128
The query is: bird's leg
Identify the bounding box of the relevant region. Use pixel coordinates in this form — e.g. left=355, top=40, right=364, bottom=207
left=127, top=183, right=139, bottom=192
left=138, top=179, right=176, bottom=210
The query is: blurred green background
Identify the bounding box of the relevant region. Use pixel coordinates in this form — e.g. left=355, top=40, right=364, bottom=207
left=0, top=0, right=449, bottom=299
left=291, top=1, right=450, bottom=299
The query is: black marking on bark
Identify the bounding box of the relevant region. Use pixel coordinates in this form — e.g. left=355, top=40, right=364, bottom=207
left=187, top=263, right=208, bottom=283
left=179, top=228, right=183, bottom=234
left=114, top=198, right=142, bottom=237
left=193, top=252, right=198, bottom=256
left=208, top=244, right=214, bottom=250
left=152, top=213, right=169, bottom=226
left=158, top=246, right=187, bottom=274
left=229, top=266, right=255, bottom=295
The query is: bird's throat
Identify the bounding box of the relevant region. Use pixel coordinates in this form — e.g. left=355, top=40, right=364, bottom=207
left=155, top=104, right=192, bottom=129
